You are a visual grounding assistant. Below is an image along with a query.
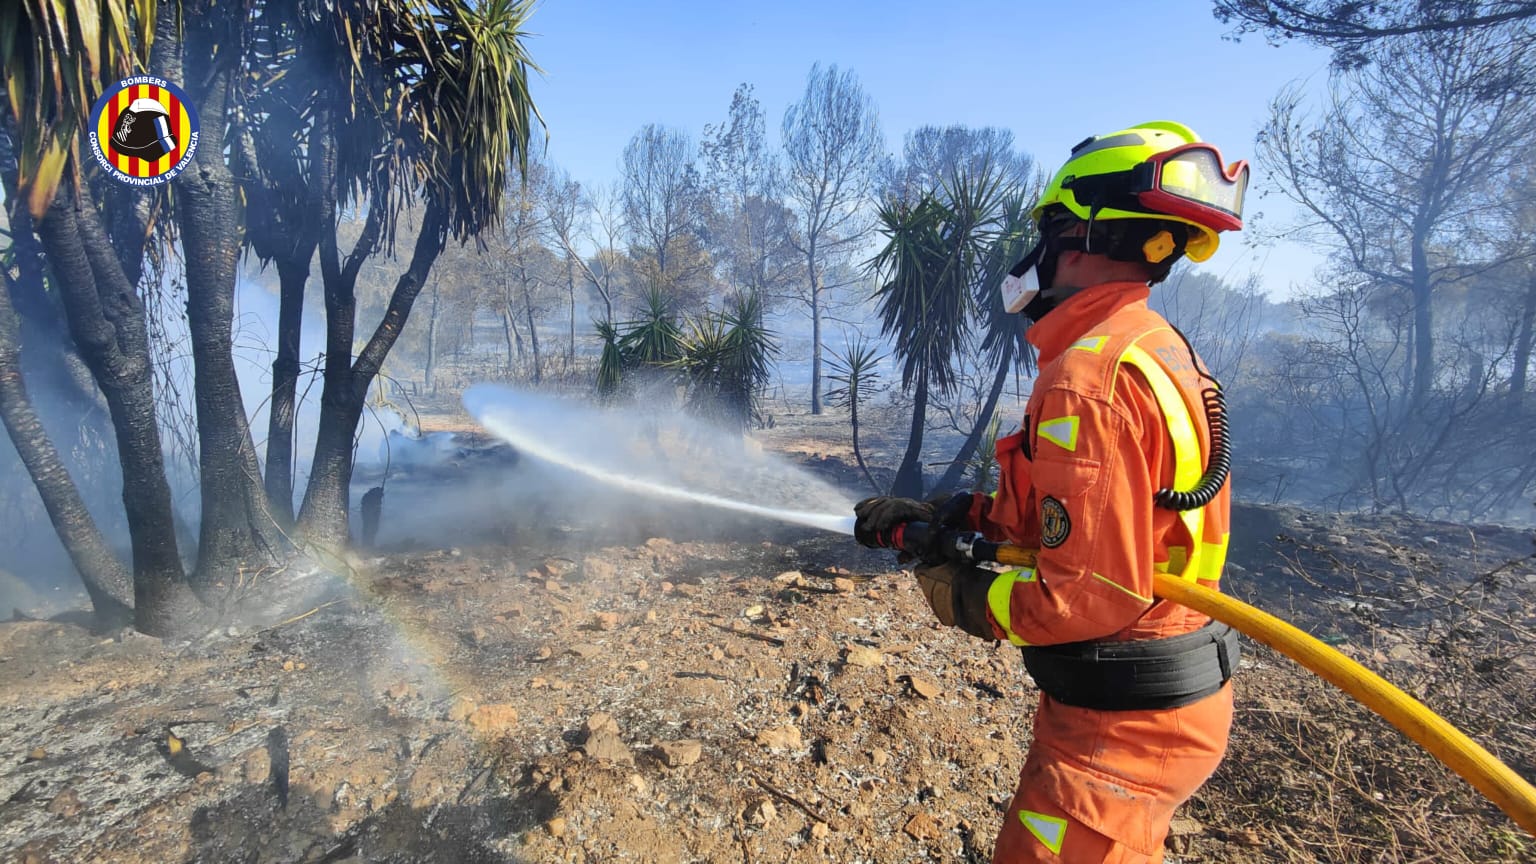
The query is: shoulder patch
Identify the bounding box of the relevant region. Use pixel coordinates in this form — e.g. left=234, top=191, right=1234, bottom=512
left=1040, top=496, right=1071, bottom=548
left=1036, top=415, right=1080, bottom=452
left=1068, top=335, right=1109, bottom=353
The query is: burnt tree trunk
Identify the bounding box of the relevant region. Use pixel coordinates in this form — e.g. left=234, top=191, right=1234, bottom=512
left=890, top=364, right=930, bottom=498
left=35, top=189, right=200, bottom=636
left=524, top=287, right=542, bottom=385
left=263, top=256, right=313, bottom=525
left=1511, top=271, right=1535, bottom=408
left=161, top=5, right=284, bottom=586
left=299, top=201, right=446, bottom=547
left=0, top=272, right=133, bottom=626
left=425, top=281, right=440, bottom=395
left=932, top=340, right=1015, bottom=495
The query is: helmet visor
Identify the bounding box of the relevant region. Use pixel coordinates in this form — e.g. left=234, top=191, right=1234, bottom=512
left=1139, top=145, right=1248, bottom=232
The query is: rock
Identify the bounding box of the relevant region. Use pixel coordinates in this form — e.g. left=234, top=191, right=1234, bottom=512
left=568, top=643, right=603, bottom=659
left=384, top=681, right=412, bottom=701
left=542, top=558, right=579, bottom=579
left=546, top=816, right=567, bottom=837
left=584, top=712, right=620, bottom=737
left=626, top=660, right=649, bottom=672
left=655, top=739, right=703, bottom=768
left=25, top=747, right=45, bottom=762
left=465, top=626, right=490, bottom=647
left=773, top=570, right=804, bottom=584
left=543, top=579, right=563, bottom=593
left=628, top=774, right=648, bottom=796
left=755, top=725, right=802, bottom=751
left=903, top=812, right=940, bottom=841
left=46, top=788, right=82, bottom=817
left=583, top=729, right=633, bottom=765
left=582, top=713, right=633, bottom=764
left=1168, top=816, right=1203, bottom=837
left=907, top=676, right=941, bottom=700
left=844, top=645, right=883, bottom=668
left=810, top=821, right=830, bottom=840
left=582, top=557, right=618, bottom=582
left=467, top=704, right=519, bottom=736
left=1421, top=536, right=1440, bottom=547
left=832, top=577, right=856, bottom=594
left=1388, top=644, right=1418, bottom=662
left=532, top=646, right=553, bottom=662
left=744, top=797, right=777, bottom=826
left=870, top=748, right=890, bottom=768
left=242, top=747, right=270, bottom=785
left=447, top=696, right=477, bottom=722
left=594, top=612, right=621, bottom=631
left=1325, top=534, right=1348, bottom=546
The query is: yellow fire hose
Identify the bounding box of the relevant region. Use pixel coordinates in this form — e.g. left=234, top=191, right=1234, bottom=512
left=988, top=544, right=1536, bottom=837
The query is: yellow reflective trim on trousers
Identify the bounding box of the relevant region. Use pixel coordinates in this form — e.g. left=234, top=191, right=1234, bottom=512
left=987, top=569, right=1035, bottom=646
left=1092, top=571, right=1153, bottom=605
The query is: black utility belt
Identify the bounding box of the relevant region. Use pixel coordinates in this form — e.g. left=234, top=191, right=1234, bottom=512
left=1021, top=619, right=1240, bottom=712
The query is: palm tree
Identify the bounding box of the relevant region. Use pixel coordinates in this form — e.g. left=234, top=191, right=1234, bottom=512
left=297, top=0, right=544, bottom=547
left=2, top=0, right=204, bottom=634
left=0, top=251, right=133, bottom=625
left=870, top=163, right=1009, bottom=498
left=672, top=288, right=777, bottom=431
left=825, top=335, right=886, bottom=494
left=929, top=189, right=1039, bottom=494
left=3, top=0, right=544, bottom=629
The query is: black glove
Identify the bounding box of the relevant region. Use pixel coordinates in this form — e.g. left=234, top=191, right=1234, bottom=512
left=914, top=561, right=999, bottom=641
left=853, top=496, right=932, bottom=549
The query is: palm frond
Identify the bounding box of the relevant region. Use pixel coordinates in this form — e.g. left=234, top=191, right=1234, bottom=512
left=1, top=0, right=155, bottom=217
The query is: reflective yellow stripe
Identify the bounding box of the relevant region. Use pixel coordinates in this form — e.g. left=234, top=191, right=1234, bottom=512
left=987, top=569, right=1034, bottom=646
left=1069, top=335, right=1109, bottom=353
left=1119, top=340, right=1226, bottom=584
left=1198, top=532, right=1230, bottom=584
left=1091, top=571, right=1152, bottom=605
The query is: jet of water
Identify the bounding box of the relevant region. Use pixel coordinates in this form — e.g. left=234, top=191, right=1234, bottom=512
left=464, top=384, right=857, bottom=536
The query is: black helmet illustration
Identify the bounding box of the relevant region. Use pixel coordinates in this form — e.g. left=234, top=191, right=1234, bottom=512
left=110, top=97, right=176, bottom=160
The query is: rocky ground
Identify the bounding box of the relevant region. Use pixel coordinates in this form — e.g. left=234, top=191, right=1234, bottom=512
left=2, top=406, right=1534, bottom=864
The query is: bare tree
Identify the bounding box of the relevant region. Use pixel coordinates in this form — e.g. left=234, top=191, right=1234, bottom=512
left=542, top=165, right=584, bottom=362
left=621, top=124, right=711, bottom=306
left=701, top=84, right=804, bottom=308
left=882, top=125, right=1036, bottom=205
left=1259, top=24, right=1536, bottom=404
left=782, top=63, right=884, bottom=414
left=1215, top=0, right=1536, bottom=66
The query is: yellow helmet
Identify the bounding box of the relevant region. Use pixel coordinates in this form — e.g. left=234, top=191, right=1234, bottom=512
left=1032, top=121, right=1248, bottom=262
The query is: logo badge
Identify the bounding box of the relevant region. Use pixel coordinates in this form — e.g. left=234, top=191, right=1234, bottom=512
left=87, top=76, right=199, bottom=187
left=1040, top=496, right=1071, bottom=548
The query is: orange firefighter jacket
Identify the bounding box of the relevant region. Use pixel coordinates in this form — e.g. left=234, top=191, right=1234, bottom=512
left=967, top=280, right=1231, bottom=645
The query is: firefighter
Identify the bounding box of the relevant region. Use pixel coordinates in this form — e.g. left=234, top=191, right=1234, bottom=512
left=856, top=121, right=1246, bottom=863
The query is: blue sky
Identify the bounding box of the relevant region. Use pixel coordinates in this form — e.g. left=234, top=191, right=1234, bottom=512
left=522, top=0, right=1336, bottom=298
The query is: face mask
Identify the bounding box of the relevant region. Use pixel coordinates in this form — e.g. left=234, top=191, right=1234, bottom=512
left=1000, top=240, right=1041, bottom=314
left=1000, top=236, right=1062, bottom=322
left=1000, top=229, right=1095, bottom=322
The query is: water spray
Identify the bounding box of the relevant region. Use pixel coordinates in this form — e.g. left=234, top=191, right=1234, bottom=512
left=464, top=384, right=858, bottom=535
